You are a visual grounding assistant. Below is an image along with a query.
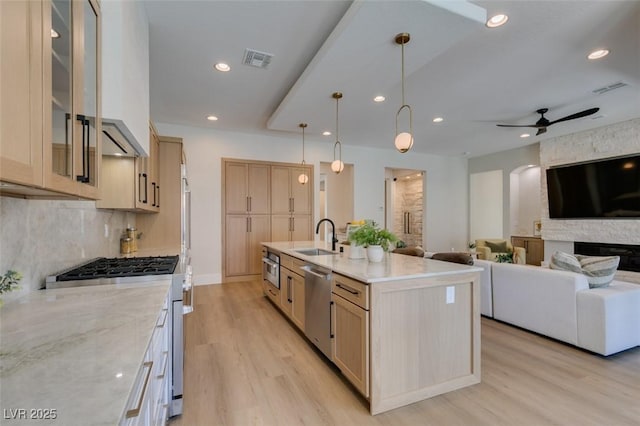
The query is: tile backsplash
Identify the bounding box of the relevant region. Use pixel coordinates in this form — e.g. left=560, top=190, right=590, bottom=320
left=0, top=197, right=134, bottom=303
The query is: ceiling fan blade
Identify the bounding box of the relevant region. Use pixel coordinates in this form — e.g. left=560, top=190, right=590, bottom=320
left=496, top=124, right=540, bottom=128
left=536, top=127, right=547, bottom=136
left=549, top=107, right=600, bottom=125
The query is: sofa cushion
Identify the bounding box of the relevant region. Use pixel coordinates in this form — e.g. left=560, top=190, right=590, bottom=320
left=575, top=255, right=620, bottom=288
left=550, top=251, right=582, bottom=273
left=431, top=252, right=474, bottom=265
left=392, top=246, right=425, bottom=257
left=485, top=240, right=508, bottom=253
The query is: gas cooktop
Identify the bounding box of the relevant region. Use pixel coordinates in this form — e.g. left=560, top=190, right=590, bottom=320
left=46, top=255, right=180, bottom=289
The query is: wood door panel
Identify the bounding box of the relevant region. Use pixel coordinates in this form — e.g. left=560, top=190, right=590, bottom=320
left=226, top=215, right=249, bottom=276
left=225, top=162, right=248, bottom=214
left=271, top=166, right=291, bottom=214
left=248, top=164, right=270, bottom=214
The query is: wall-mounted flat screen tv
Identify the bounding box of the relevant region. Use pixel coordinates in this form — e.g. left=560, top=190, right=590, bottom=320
left=546, top=155, right=640, bottom=219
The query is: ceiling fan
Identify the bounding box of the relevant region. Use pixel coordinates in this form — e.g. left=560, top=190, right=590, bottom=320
left=496, top=107, right=600, bottom=136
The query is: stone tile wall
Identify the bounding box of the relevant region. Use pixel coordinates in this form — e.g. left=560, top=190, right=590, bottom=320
left=393, top=177, right=423, bottom=247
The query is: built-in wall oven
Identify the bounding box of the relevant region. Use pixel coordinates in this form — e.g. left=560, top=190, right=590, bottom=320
left=262, top=251, right=280, bottom=288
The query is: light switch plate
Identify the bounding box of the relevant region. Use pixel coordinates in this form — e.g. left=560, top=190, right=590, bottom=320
left=446, top=286, right=455, bottom=304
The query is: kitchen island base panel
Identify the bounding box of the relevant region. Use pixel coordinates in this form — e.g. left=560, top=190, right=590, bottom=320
left=370, top=272, right=481, bottom=415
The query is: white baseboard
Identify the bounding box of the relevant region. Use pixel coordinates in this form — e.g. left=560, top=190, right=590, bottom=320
left=194, top=273, right=222, bottom=286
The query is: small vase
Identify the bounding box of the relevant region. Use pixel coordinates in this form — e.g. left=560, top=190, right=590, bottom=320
left=367, top=245, right=384, bottom=263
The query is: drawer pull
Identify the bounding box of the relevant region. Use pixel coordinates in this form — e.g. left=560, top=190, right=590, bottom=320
left=156, top=309, right=168, bottom=328
left=158, top=351, right=169, bottom=379
left=336, top=283, right=359, bottom=295
left=126, top=361, right=153, bottom=418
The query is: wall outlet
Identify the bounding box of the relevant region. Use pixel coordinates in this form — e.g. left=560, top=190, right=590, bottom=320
left=446, top=286, right=455, bottom=304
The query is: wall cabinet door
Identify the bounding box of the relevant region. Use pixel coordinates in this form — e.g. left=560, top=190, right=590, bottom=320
left=44, top=0, right=101, bottom=199
left=247, top=215, right=270, bottom=275
left=291, top=215, right=311, bottom=241
left=280, top=271, right=293, bottom=317
left=271, top=165, right=311, bottom=215
left=332, top=293, right=369, bottom=398
left=225, top=215, right=251, bottom=277
left=271, top=215, right=292, bottom=242
left=225, top=162, right=270, bottom=214
left=0, top=0, right=43, bottom=187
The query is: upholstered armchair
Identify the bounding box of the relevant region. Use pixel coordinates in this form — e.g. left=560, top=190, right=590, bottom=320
left=475, top=238, right=526, bottom=264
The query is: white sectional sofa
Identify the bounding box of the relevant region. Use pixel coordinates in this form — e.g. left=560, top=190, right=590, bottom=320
left=480, top=261, right=640, bottom=356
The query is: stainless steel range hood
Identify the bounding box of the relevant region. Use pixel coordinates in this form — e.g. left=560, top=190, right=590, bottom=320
left=101, top=118, right=144, bottom=157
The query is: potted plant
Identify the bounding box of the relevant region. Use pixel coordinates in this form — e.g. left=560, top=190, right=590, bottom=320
left=468, top=242, right=477, bottom=253
left=348, top=221, right=397, bottom=262
left=0, top=270, right=22, bottom=307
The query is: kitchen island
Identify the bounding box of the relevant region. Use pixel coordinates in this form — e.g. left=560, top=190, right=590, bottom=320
left=0, top=279, right=171, bottom=425
left=262, top=241, right=482, bottom=415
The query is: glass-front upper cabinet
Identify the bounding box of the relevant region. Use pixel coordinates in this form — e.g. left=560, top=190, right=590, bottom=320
left=46, top=0, right=100, bottom=198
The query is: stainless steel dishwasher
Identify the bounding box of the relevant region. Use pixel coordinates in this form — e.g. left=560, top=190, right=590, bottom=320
left=301, top=263, right=333, bottom=359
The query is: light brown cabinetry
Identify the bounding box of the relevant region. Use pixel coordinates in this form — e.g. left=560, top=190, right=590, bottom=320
left=225, top=215, right=270, bottom=277
left=1, top=0, right=101, bottom=199
left=97, top=124, right=160, bottom=212
left=331, top=273, right=370, bottom=398
left=279, top=254, right=306, bottom=330
left=270, top=165, right=312, bottom=242
left=511, top=236, right=544, bottom=266
left=225, top=162, right=270, bottom=214
left=136, top=137, right=183, bottom=250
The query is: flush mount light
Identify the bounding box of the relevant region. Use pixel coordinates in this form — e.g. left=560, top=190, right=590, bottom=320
left=587, top=49, right=609, bottom=60
left=298, top=123, right=309, bottom=185
left=51, top=28, right=60, bottom=38
left=206, top=115, right=218, bottom=121
left=331, top=92, right=345, bottom=174
left=322, top=131, right=331, bottom=136
left=394, top=33, right=414, bottom=153
left=214, top=62, right=231, bottom=72
left=432, top=117, right=444, bottom=123
left=486, top=14, right=508, bottom=28
left=520, top=133, right=530, bottom=138
left=373, top=95, right=386, bottom=103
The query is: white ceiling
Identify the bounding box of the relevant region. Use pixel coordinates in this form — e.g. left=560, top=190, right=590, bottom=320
left=144, top=0, right=640, bottom=158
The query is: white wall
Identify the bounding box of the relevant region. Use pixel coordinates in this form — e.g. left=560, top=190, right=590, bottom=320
left=155, top=123, right=469, bottom=284
left=469, top=143, right=540, bottom=237
left=470, top=170, right=503, bottom=241
left=510, top=166, right=541, bottom=236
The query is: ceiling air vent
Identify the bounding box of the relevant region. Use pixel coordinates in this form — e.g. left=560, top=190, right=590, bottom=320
left=592, top=82, right=628, bottom=95
left=242, top=49, right=274, bottom=69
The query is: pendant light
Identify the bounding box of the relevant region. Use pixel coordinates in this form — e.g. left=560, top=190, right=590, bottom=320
left=297, top=123, right=309, bottom=184
left=394, top=33, right=413, bottom=153
left=331, top=92, right=345, bottom=174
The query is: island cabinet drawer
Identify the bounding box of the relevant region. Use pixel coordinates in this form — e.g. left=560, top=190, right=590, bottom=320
left=263, top=280, right=281, bottom=307
left=332, top=273, right=369, bottom=310
left=280, top=254, right=305, bottom=274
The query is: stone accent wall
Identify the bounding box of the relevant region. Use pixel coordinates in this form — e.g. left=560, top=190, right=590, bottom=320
left=393, top=177, right=423, bottom=247
left=540, top=118, right=640, bottom=245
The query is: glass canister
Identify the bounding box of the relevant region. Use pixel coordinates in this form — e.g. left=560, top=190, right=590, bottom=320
left=126, top=227, right=137, bottom=252
left=120, top=236, right=132, bottom=254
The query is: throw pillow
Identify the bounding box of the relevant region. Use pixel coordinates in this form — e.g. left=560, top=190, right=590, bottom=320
left=549, top=251, right=582, bottom=273
left=485, top=240, right=508, bottom=253
left=431, top=252, right=474, bottom=265
left=575, top=255, right=620, bottom=288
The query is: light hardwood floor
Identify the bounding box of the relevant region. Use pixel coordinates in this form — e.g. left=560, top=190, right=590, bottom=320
left=170, top=280, right=640, bottom=426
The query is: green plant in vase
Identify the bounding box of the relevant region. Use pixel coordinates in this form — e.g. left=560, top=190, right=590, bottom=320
left=495, top=253, right=514, bottom=263
left=348, top=221, right=397, bottom=262
left=0, top=270, right=22, bottom=307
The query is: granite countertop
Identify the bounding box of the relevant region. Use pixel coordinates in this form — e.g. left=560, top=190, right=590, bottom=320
left=262, top=241, right=481, bottom=283
left=0, top=279, right=171, bottom=425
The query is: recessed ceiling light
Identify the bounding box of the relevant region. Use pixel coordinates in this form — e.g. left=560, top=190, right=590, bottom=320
left=322, top=131, right=331, bottom=136
left=373, top=95, right=385, bottom=103
left=214, top=62, right=230, bottom=72
left=432, top=117, right=444, bottom=123
left=486, top=14, right=508, bottom=28
left=206, top=115, right=218, bottom=121
left=587, top=49, right=609, bottom=60
left=520, top=133, right=530, bottom=138
left=51, top=28, right=60, bottom=38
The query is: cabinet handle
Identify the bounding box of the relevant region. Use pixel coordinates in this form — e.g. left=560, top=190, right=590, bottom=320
left=336, top=282, right=359, bottom=295
left=143, top=173, right=148, bottom=203
left=152, top=182, right=157, bottom=207
left=291, top=217, right=295, bottom=232
left=137, top=173, right=143, bottom=202
left=157, top=185, right=160, bottom=208
left=329, top=301, right=335, bottom=339
left=64, top=113, right=71, bottom=176
left=75, top=114, right=90, bottom=183
left=287, top=276, right=292, bottom=303
left=249, top=196, right=252, bottom=212
left=291, top=197, right=295, bottom=212
left=268, top=288, right=277, bottom=297
left=126, top=361, right=153, bottom=418
left=246, top=217, right=249, bottom=232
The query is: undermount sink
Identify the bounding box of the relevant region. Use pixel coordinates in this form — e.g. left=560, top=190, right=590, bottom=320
left=294, top=248, right=338, bottom=256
